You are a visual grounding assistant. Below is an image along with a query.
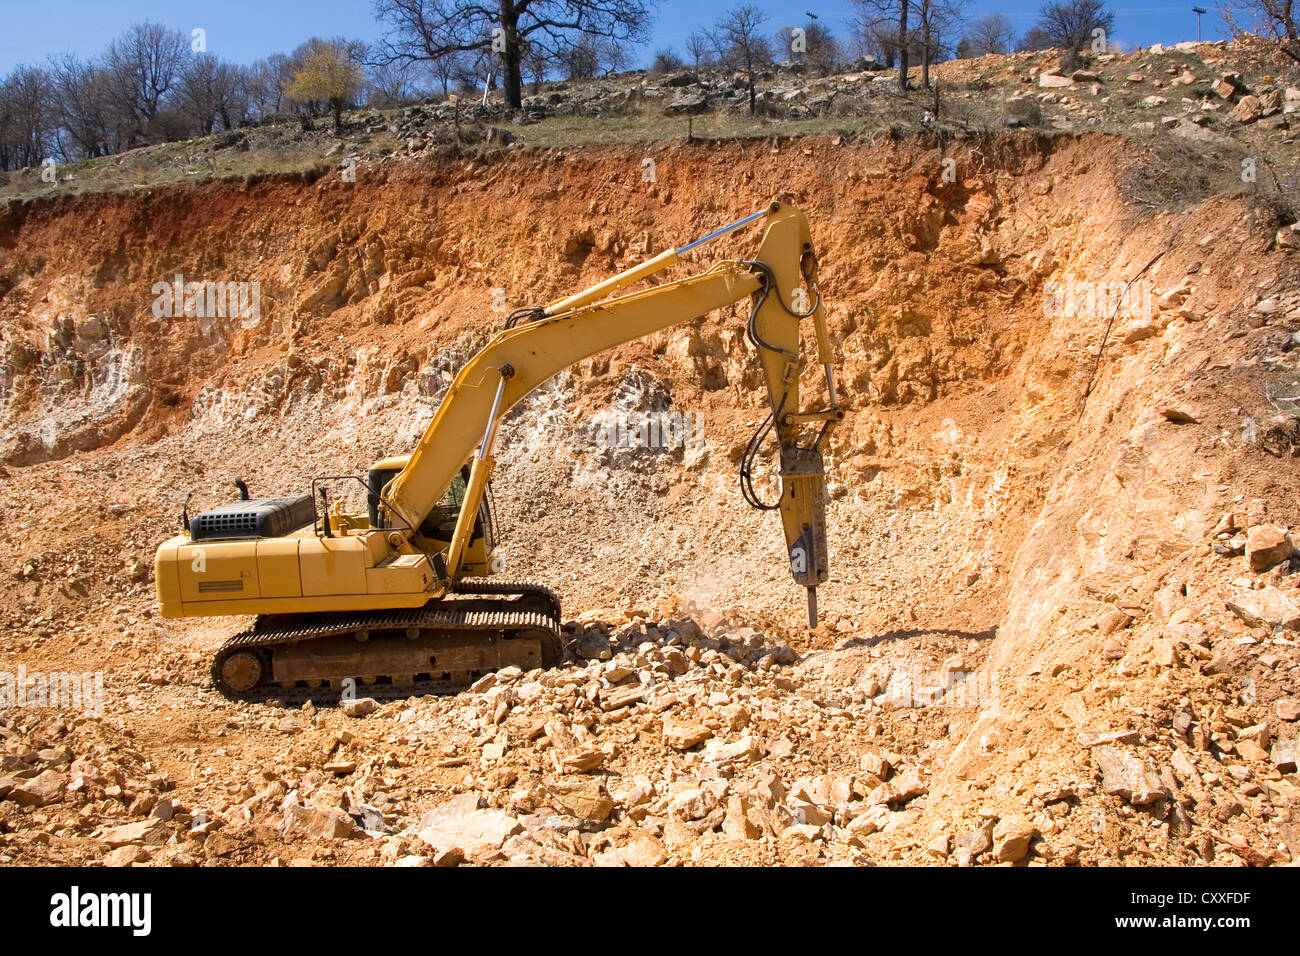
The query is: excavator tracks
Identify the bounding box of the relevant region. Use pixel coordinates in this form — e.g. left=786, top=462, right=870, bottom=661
left=211, top=581, right=563, bottom=705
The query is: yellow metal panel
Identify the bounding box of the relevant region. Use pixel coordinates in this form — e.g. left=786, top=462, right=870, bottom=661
left=176, top=540, right=260, bottom=602
left=365, top=553, right=434, bottom=595
left=256, top=538, right=302, bottom=599
left=299, top=534, right=369, bottom=597
left=154, top=537, right=182, bottom=606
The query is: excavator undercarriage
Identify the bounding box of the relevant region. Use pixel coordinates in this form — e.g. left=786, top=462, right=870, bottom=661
left=211, top=580, right=562, bottom=703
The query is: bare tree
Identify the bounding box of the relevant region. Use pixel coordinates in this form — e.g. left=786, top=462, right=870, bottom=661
left=560, top=33, right=627, bottom=79
left=651, top=48, right=685, bottom=73
left=177, top=54, right=247, bottom=134
left=365, top=57, right=418, bottom=106
left=913, top=0, right=961, bottom=89
left=853, top=0, right=910, bottom=91
left=48, top=54, right=123, bottom=159
left=1222, top=0, right=1300, bottom=61
left=1018, top=26, right=1053, bottom=50
left=0, top=65, right=56, bottom=170
left=426, top=50, right=467, bottom=97
left=961, top=13, right=1018, bottom=56
left=853, top=15, right=901, bottom=67
left=775, top=21, right=839, bottom=73
left=522, top=42, right=550, bottom=93
left=103, top=22, right=190, bottom=144
left=685, top=30, right=715, bottom=70
left=372, top=0, right=655, bottom=110
left=1030, top=0, right=1115, bottom=65
left=711, top=5, right=770, bottom=115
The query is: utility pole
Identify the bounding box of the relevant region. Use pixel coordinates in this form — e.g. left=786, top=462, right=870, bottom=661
left=1192, top=6, right=1206, bottom=42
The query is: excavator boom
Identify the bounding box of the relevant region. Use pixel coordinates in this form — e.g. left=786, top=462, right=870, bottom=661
left=386, top=201, right=840, bottom=620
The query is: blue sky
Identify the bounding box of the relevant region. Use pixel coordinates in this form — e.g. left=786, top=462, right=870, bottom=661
left=0, top=1, right=1229, bottom=75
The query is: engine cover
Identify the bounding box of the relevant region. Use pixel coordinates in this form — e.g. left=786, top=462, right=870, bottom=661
left=189, top=494, right=314, bottom=541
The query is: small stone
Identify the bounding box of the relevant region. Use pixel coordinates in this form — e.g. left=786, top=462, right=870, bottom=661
left=1237, top=740, right=1270, bottom=762
left=600, top=684, right=645, bottom=712
left=845, top=805, right=891, bottom=841
left=282, top=804, right=362, bottom=840
left=1277, top=699, right=1300, bottom=722
left=594, top=831, right=668, bottom=866
left=101, top=819, right=169, bottom=848
left=1078, top=729, right=1140, bottom=747
left=1227, top=587, right=1300, bottom=630
left=1038, top=72, right=1073, bottom=89
left=6, top=769, right=66, bottom=807
left=277, top=715, right=306, bottom=734
left=1245, top=526, right=1294, bottom=572
left=859, top=752, right=891, bottom=780
left=1095, top=746, right=1167, bottom=805
left=416, top=793, right=521, bottom=856
left=668, top=787, right=717, bottom=821
left=1234, top=94, right=1262, bottom=122
left=1273, top=739, right=1298, bottom=773
left=1097, top=609, right=1134, bottom=635
left=203, top=830, right=243, bottom=858
left=1212, top=76, right=1240, bottom=99
left=874, top=768, right=927, bottom=805
left=663, top=720, right=713, bottom=750
left=1238, top=723, right=1271, bottom=748
left=431, top=847, right=465, bottom=867
left=993, top=819, right=1037, bottom=862
left=722, top=794, right=761, bottom=840
left=552, top=781, right=614, bottom=821
left=340, top=697, right=379, bottom=718
left=559, top=745, right=605, bottom=774
left=102, top=845, right=149, bottom=867
left=1161, top=406, right=1199, bottom=424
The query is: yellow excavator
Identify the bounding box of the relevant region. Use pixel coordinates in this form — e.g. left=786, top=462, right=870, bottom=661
left=154, top=201, right=843, bottom=701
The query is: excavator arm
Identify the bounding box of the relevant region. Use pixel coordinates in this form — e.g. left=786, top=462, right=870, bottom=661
left=383, top=201, right=842, bottom=624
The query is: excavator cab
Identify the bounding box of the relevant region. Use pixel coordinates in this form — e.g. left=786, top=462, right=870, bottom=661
left=367, top=456, right=498, bottom=575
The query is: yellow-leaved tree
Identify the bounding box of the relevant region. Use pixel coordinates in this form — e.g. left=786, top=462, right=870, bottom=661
left=285, top=39, right=362, bottom=134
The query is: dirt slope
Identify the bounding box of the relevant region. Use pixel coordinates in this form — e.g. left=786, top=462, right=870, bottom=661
left=0, top=131, right=1298, bottom=866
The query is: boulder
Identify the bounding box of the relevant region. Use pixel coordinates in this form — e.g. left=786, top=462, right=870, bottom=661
left=100, top=818, right=169, bottom=848
left=6, top=769, right=66, bottom=807
left=340, top=697, right=379, bottom=717
left=993, top=819, right=1037, bottom=862
left=663, top=720, right=713, bottom=750
left=1095, top=746, right=1167, bottom=805
left=1233, top=95, right=1263, bottom=123
left=416, top=793, right=521, bottom=856
left=1226, top=587, right=1300, bottom=630
left=1245, top=525, right=1294, bottom=572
